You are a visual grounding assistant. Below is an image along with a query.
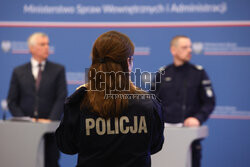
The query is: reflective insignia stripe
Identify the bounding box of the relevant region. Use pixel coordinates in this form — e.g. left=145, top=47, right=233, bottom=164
left=202, top=80, right=211, bottom=85
left=76, top=84, right=87, bottom=90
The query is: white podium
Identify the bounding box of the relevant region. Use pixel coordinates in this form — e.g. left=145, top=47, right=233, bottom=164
left=152, top=126, right=208, bottom=167
left=0, top=120, right=60, bottom=167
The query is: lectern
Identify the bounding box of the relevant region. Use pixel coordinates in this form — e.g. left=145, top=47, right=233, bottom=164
left=0, top=120, right=60, bottom=167
left=152, top=126, right=208, bottom=167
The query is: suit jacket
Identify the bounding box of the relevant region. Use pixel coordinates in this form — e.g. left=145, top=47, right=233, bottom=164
left=7, top=60, right=67, bottom=120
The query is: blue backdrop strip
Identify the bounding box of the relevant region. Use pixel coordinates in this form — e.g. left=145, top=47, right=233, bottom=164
left=1, top=0, right=250, bottom=21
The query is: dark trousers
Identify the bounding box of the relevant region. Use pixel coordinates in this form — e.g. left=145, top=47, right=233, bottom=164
left=44, top=133, right=60, bottom=167
left=191, top=140, right=202, bottom=167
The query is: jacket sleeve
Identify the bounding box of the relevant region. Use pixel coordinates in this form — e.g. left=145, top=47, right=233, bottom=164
left=55, top=101, right=81, bottom=155
left=194, top=70, right=216, bottom=124
left=55, top=87, right=86, bottom=154
left=49, top=66, right=67, bottom=120
left=150, top=98, right=165, bottom=154
left=7, top=69, right=25, bottom=117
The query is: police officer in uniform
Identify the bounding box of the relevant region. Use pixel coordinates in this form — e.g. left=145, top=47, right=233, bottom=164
left=151, top=35, right=215, bottom=167
left=55, top=31, right=164, bottom=167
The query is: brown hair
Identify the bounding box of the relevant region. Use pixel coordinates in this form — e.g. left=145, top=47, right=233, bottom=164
left=81, top=31, right=142, bottom=118
left=170, top=35, right=189, bottom=47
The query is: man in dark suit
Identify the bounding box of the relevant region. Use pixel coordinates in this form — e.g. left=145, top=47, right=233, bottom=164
left=7, top=32, right=67, bottom=167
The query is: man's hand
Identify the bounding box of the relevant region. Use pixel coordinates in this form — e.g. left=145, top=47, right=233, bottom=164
left=32, top=118, right=52, bottom=123
left=184, top=117, right=200, bottom=127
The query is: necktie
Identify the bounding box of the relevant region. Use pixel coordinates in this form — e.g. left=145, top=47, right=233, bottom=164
left=36, top=63, right=42, bottom=91
left=34, top=63, right=42, bottom=119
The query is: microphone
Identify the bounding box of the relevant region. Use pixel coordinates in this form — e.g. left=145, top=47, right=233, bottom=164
left=1, top=99, right=8, bottom=121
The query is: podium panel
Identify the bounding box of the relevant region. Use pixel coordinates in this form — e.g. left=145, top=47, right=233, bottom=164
left=152, top=126, right=208, bottom=167
left=0, top=121, right=207, bottom=167
left=0, top=121, right=60, bottom=167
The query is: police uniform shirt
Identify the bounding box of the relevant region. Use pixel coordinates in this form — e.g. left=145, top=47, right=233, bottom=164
left=55, top=87, right=164, bottom=167
left=151, top=62, right=215, bottom=124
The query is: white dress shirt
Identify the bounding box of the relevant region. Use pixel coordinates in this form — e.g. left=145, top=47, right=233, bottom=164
left=30, top=57, right=46, bottom=80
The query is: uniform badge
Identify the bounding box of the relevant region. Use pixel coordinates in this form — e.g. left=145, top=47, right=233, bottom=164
left=165, top=77, right=172, bottom=82
left=206, top=88, right=213, bottom=97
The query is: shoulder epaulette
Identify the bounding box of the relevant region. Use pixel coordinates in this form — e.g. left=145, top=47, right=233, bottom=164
left=158, top=66, right=166, bottom=73
left=194, top=64, right=203, bottom=70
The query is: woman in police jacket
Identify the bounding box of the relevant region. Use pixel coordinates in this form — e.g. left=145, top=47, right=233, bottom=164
left=55, top=31, right=164, bottom=167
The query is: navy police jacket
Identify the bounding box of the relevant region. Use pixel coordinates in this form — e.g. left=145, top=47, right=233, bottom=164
left=151, top=62, right=215, bottom=124
left=55, top=87, right=164, bottom=167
